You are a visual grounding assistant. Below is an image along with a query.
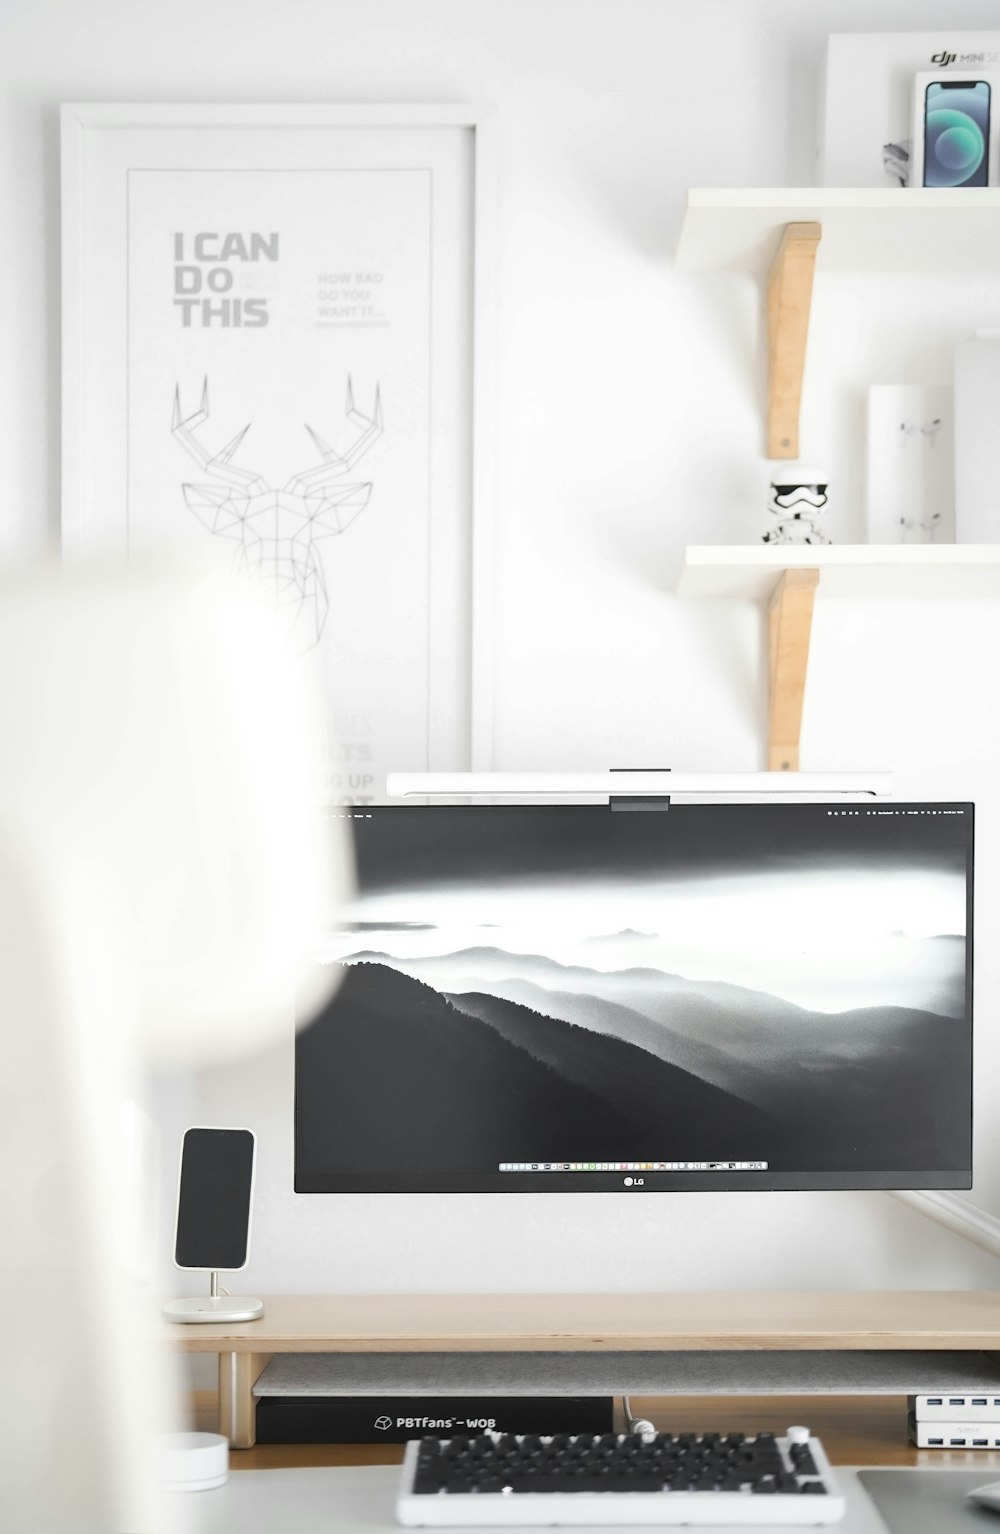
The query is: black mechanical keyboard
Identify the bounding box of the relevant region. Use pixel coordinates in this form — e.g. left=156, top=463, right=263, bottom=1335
left=397, top=1425, right=845, bottom=1525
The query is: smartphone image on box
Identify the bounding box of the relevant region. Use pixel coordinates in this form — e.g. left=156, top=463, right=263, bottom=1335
left=923, top=79, right=991, bottom=186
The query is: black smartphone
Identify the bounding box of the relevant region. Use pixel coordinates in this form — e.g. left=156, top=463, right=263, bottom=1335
left=924, top=80, right=991, bottom=187
left=174, top=1126, right=255, bottom=1271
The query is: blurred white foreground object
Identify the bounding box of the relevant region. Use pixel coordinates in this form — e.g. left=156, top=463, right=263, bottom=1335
left=0, top=555, right=349, bottom=1533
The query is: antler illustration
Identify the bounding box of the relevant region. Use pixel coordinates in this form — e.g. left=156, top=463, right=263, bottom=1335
left=285, top=377, right=383, bottom=494
left=170, top=375, right=383, bottom=648
left=171, top=379, right=268, bottom=494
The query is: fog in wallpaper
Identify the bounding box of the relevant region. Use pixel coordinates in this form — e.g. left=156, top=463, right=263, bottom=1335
left=295, top=805, right=972, bottom=1189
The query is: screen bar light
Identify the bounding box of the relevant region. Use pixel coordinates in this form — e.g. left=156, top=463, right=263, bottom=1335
left=387, top=771, right=893, bottom=799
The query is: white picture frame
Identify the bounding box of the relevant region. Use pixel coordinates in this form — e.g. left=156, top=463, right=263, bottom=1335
left=61, top=104, right=496, bottom=794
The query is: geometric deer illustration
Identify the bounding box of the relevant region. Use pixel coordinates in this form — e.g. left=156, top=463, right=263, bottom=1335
left=171, top=376, right=383, bottom=649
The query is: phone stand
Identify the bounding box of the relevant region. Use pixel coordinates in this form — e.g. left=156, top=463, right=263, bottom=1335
left=163, top=1271, right=265, bottom=1325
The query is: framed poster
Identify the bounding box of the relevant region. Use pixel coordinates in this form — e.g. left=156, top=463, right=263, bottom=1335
left=61, top=104, right=495, bottom=799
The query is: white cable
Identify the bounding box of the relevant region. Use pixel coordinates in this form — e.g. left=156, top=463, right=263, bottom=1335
left=622, top=1395, right=657, bottom=1437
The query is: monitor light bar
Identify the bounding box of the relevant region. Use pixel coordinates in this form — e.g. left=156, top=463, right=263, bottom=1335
left=386, top=771, right=893, bottom=799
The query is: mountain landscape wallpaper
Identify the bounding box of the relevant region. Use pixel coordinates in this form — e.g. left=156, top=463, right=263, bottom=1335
left=295, top=804, right=973, bottom=1192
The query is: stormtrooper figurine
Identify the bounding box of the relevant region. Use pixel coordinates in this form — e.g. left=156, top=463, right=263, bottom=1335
left=762, top=470, right=830, bottom=545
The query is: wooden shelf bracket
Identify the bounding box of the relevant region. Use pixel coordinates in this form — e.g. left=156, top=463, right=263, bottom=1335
left=768, top=568, right=819, bottom=772
left=766, top=221, right=822, bottom=460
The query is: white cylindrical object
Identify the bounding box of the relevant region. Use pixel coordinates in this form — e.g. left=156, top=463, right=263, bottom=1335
left=954, top=335, right=1000, bottom=542
left=156, top=1431, right=229, bottom=1492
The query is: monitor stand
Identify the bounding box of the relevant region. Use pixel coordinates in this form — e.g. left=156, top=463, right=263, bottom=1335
left=163, top=1270, right=265, bottom=1325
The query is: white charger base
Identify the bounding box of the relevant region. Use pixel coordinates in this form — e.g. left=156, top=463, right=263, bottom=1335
left=163, top=1295, right=265, bottom=1324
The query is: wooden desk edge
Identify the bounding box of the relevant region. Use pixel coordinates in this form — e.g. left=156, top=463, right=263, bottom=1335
left=159, top=1290, right=1000, bottom=1353
left=168, top=1332, right=1000, bottom=1353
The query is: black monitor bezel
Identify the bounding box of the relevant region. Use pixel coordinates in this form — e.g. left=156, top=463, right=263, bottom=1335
left=294, top=801, right=974, bottom=1195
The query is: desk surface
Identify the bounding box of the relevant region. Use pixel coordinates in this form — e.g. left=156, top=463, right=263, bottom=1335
left=185, top=1394, right=1000, bottom=1530
left=165, top=1462, right=1000, bottom=1534
left=163, top=1291, right=1000, bottom=1354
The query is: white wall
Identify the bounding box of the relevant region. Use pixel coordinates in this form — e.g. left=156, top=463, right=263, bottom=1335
left=4, top=0, right=1000, bottom=1307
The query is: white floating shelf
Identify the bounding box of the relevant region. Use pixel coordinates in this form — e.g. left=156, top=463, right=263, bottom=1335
left=677, top=545, right=1000, bottom=601
left=675, top=187, right=1000, bottom=275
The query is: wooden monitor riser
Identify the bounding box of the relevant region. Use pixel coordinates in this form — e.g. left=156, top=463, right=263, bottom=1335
left=161, top=1292, right=1000, bottom=1449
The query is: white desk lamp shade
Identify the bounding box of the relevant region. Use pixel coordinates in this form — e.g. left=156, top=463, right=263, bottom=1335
left=0, top=556, right=350, bottom=1532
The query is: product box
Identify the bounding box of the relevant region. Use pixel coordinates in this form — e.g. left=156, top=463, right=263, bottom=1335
left=817, top=32, right=1000, bottom=187
left=910, top=71, right=1000, bottom=188
left=254, top=1394, right=615, bottom=1445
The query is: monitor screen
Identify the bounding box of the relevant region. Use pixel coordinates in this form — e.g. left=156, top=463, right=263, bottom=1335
left=295, top=802, right=973, bottom=1193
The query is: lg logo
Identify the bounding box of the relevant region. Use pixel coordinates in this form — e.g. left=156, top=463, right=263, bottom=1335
left=623, top=1176, right=645, bottom=1187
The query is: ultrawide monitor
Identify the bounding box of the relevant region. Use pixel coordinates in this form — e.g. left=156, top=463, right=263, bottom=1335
left=295, top=802, right=973, bottom=1193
